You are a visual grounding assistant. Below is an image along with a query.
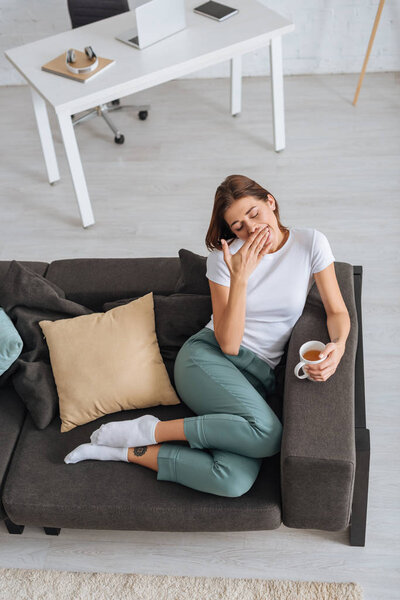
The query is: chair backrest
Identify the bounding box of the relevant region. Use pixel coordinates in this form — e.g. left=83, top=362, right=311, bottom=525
left=67, top=0, right=130, bottom=29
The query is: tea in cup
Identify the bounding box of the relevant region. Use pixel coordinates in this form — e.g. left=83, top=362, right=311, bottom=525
left=294, top=340, right=327, bottom=381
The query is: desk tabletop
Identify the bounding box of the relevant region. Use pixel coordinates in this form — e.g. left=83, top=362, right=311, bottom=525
left=5, top=0, right=294, bottom=115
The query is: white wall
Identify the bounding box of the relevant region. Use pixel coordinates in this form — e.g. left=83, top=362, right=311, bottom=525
left=1, top=0, right=399, bottom=85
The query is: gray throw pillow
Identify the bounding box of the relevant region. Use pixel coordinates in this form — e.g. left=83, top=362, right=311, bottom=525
left=174, top=249, right=209, bottom=295
left=103, top=293, right=212, bottom=361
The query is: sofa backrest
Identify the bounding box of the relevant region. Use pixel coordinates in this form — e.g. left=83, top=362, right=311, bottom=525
left=44, top=258, right=181, bottom=311
left=0, top=258, right=356, bottom=317
left=0, top=258, right=356, bottom=307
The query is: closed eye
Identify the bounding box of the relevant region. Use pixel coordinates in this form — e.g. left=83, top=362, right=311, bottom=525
left=235, top=212, right=258, bottom=231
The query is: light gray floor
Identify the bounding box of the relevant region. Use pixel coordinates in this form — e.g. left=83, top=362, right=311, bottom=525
left=0, top=72, right=399, bottom=600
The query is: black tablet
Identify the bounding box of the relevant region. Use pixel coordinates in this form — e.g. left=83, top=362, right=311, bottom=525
left=194, top=1, right=238, bottom=22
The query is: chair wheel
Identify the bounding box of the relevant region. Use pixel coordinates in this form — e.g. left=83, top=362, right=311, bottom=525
left=114, top=134, right=125, bottom=144
left=138, top=110, right=148, bottom=120
left=111, top=99, right=120, bottom=106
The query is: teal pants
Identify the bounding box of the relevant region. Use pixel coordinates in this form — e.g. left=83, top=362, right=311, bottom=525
left=157, top=327, right=283, bottom=497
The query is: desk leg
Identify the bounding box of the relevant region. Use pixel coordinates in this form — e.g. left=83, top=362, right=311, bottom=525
left=230, top=56, right=242, bottom=116
left=56, top=112, right=95, bottom=228
left=269, top=36, right=286, bottom=152
left=30, top=88, right=60, bottom=184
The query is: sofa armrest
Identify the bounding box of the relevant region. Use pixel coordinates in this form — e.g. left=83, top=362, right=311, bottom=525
left=280, top=263, right=358, bottom=532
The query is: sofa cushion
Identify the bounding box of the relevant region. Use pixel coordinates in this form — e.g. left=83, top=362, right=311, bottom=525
left=39, top=293, right=180, bottom=433
left=46, top=258, right=181, bottom=312
left=0, top=308, right=23, bottom=375
left=103, top=294, right=213, bottom=361
left=0, top=261, right=92, bottom=430
left=0, top=385, right=26, bottom=520
left=174, top=249, right=209, bottom=295
left=3, top=407, right=282, bottom=531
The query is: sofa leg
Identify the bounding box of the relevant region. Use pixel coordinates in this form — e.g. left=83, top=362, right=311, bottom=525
left=44, top=527, right=61, bottom=535
left=349, top=428, right=370, bottom=546
left=4, top=517, right=25, bottom=534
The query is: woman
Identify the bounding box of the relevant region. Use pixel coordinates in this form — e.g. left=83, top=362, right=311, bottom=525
left=65, top=174, right=351, bottom=498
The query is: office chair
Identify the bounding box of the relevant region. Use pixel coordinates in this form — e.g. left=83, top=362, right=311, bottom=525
left=67, top=0, right=150, bottom=144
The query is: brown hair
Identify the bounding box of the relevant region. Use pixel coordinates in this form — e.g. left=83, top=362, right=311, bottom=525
left=205, top=174, right=289, bottom=252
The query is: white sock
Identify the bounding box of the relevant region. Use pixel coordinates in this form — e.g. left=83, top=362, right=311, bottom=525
left=90, top=415, right=160, bottom=448
left=64, top=443, right=129, bottom=464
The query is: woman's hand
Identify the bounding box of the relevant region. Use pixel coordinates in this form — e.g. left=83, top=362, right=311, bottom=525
left=304, top=342, right=345, bottom=382
left=221, top=224, right=270, bottom=283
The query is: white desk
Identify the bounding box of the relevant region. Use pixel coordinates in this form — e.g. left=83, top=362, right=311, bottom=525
left=5, top=0, right=294, bottom=228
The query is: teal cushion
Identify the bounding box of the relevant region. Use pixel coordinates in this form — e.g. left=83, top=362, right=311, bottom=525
left=0, top=307, right=23, bottom=375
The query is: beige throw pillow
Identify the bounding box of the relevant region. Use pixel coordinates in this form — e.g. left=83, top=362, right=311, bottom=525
left=39, top=292, right=180, bottom=433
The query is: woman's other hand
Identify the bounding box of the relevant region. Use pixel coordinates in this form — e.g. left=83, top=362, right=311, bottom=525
left=304, top=342, right=345, bottom=382
left=221, top=224, right=270, bottom=283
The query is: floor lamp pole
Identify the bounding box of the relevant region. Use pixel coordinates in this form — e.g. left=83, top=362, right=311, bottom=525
left=353, top=0, right=386, bottom=106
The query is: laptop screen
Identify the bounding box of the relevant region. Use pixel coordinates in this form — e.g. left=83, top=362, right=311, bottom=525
left=135, top=0, right=186, bottom=48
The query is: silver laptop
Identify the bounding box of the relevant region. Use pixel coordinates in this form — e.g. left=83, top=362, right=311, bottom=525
left=116, top=0, right=186, bottom=50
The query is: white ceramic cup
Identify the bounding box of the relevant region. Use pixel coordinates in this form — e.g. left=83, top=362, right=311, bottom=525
left=294, top=340, right=327, bottom=381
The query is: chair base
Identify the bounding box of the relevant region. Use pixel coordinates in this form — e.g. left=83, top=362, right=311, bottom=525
left=72, top=100, right=150, bottom=144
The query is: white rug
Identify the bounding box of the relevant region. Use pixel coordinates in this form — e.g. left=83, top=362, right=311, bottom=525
left=0, top=568, right=363, bottom=600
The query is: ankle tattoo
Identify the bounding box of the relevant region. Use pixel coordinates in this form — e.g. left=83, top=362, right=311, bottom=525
left=133, top=446, right=147, bottom=456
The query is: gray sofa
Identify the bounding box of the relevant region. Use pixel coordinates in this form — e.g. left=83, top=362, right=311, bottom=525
left=0, top=253, right=370, bottom=546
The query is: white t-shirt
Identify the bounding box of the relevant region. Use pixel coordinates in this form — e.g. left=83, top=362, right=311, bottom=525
left=205, top=228, right=336, bottom=369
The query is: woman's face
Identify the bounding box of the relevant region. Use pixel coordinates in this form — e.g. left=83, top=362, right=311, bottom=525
left=224, top=194, right=282, bottom=252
